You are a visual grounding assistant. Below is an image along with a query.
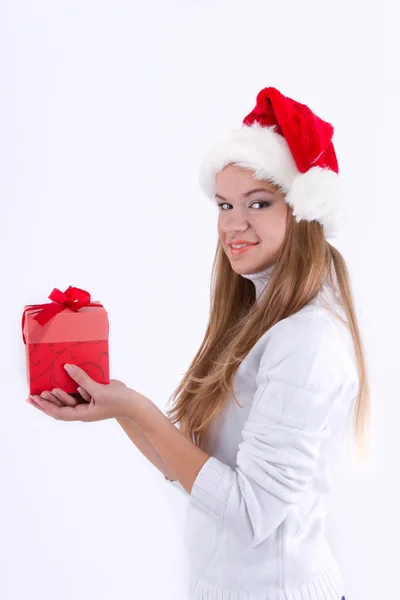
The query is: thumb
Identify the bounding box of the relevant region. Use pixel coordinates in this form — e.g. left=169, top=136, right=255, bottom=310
left=64, top=364, right=99, bottom=395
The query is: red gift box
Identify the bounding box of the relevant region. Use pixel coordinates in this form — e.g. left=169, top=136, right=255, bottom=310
left=22, top=286, right=110, bottom=395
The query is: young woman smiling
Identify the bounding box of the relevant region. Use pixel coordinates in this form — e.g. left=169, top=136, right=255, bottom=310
left=28, top=86, right=369, bottom=600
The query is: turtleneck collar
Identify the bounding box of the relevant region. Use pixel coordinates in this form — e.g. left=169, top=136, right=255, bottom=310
left=240, top=263, right=341, bottom=311
left=239, top=263, right=275, bottom=302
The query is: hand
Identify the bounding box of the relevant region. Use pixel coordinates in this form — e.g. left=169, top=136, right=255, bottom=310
left=26, top=364, right=151, bottom=422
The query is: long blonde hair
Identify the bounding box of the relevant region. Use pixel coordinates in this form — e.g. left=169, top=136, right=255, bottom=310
left=166, top=211, right=371, bottom=462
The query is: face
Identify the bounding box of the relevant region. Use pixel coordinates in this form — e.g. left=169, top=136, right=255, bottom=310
left=215, top=164, right=290, bottom=274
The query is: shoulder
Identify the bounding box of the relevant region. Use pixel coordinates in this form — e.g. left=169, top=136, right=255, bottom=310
left=258, top=306, right=355, bottom=393
left=264, top=305, right=342, bottom=353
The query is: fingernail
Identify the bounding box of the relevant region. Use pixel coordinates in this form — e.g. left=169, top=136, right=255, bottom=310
left=64, top=364, right=75, bottom=374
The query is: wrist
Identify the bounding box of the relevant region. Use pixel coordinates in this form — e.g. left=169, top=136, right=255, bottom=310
left=125, top=389, right=154, bottom=423
left=133, top=398, right=161, bottom=434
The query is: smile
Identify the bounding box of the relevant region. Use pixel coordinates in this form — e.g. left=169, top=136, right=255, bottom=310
left=229, top=243, right=259, bottom=256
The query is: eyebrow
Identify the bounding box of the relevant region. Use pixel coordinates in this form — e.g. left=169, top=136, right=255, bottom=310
left=215, top=188, right=274, bottom=201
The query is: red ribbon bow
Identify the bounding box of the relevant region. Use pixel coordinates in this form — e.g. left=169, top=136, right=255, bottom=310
left=22, top=286, right=101, bottom=344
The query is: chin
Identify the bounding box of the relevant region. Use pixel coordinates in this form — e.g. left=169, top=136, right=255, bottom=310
left=229, top=257, right=273, bottom=275
left=230, top=262, right=257, bottom=275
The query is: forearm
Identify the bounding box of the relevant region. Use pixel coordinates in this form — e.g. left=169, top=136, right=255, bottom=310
left=132, top=401, right=210, bottom=495
left=115, top=417, right=176, bottom=480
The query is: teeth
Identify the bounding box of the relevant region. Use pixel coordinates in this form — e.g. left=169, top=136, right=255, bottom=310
left=231, top=244, right=249, bottom=248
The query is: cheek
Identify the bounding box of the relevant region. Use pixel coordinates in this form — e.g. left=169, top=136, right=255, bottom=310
left=275, top=221, right=288, bottom=246
left=258, top=212, right=287, bottom=243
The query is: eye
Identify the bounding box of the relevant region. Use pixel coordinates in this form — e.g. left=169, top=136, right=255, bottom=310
left=217, top=201, right=271, bottom=210
left=250, top=201, right=271, bottom=209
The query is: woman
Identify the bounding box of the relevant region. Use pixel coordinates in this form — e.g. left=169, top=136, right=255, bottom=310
left=27, top=86, right=370, bottom=600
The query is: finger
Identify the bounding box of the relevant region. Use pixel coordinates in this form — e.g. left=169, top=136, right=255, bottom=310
left=77, top=387, right=92, bottom=402
left=50, top=388, right=81, bottom=407
left=29, top=395, right=82, bottom=421
left=64, top=364, right=99, bottom=396
left=40, top=391, right=63, bottom=407
left=27, top=396, right=44, bottom=410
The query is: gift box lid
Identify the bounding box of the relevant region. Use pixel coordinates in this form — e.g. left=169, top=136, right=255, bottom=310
left=23, top=302, right=109, bottom=344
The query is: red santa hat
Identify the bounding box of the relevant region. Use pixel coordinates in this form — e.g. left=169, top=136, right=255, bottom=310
left=199, top=86, right=342, bottom=238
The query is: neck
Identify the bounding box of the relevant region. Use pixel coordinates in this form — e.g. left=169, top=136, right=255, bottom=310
left=239, top=263, right=275, bottom=301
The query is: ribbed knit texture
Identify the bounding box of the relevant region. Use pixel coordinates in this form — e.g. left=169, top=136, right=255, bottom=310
left=166, top=265, right=357, bottom=600
left=192, top=560, right=344, bottom=600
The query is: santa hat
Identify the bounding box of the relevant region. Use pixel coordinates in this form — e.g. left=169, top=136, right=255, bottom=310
left=199, top=87, right=342, bottom=239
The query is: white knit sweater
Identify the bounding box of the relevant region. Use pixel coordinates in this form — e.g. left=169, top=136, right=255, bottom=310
left=166, top=265, right=357, bottom=600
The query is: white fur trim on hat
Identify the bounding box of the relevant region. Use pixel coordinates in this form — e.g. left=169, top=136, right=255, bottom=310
left=199, top=122, right=341, bottom=238
left=286, top=167, right=342, bottom=238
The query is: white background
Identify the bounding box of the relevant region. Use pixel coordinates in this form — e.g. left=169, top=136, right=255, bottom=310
left=1, top=1, right=398, bottom=599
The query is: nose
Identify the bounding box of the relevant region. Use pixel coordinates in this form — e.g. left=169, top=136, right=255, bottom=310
left=220, top=210, right=250, bottom=235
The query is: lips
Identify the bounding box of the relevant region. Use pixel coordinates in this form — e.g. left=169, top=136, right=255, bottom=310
left=227, top=241, right=258, bottom=246
left=228, top=243, right=259, bottom=256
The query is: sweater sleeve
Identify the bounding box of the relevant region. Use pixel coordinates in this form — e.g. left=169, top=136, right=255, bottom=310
left=189, top=313, right=353, bottom=547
